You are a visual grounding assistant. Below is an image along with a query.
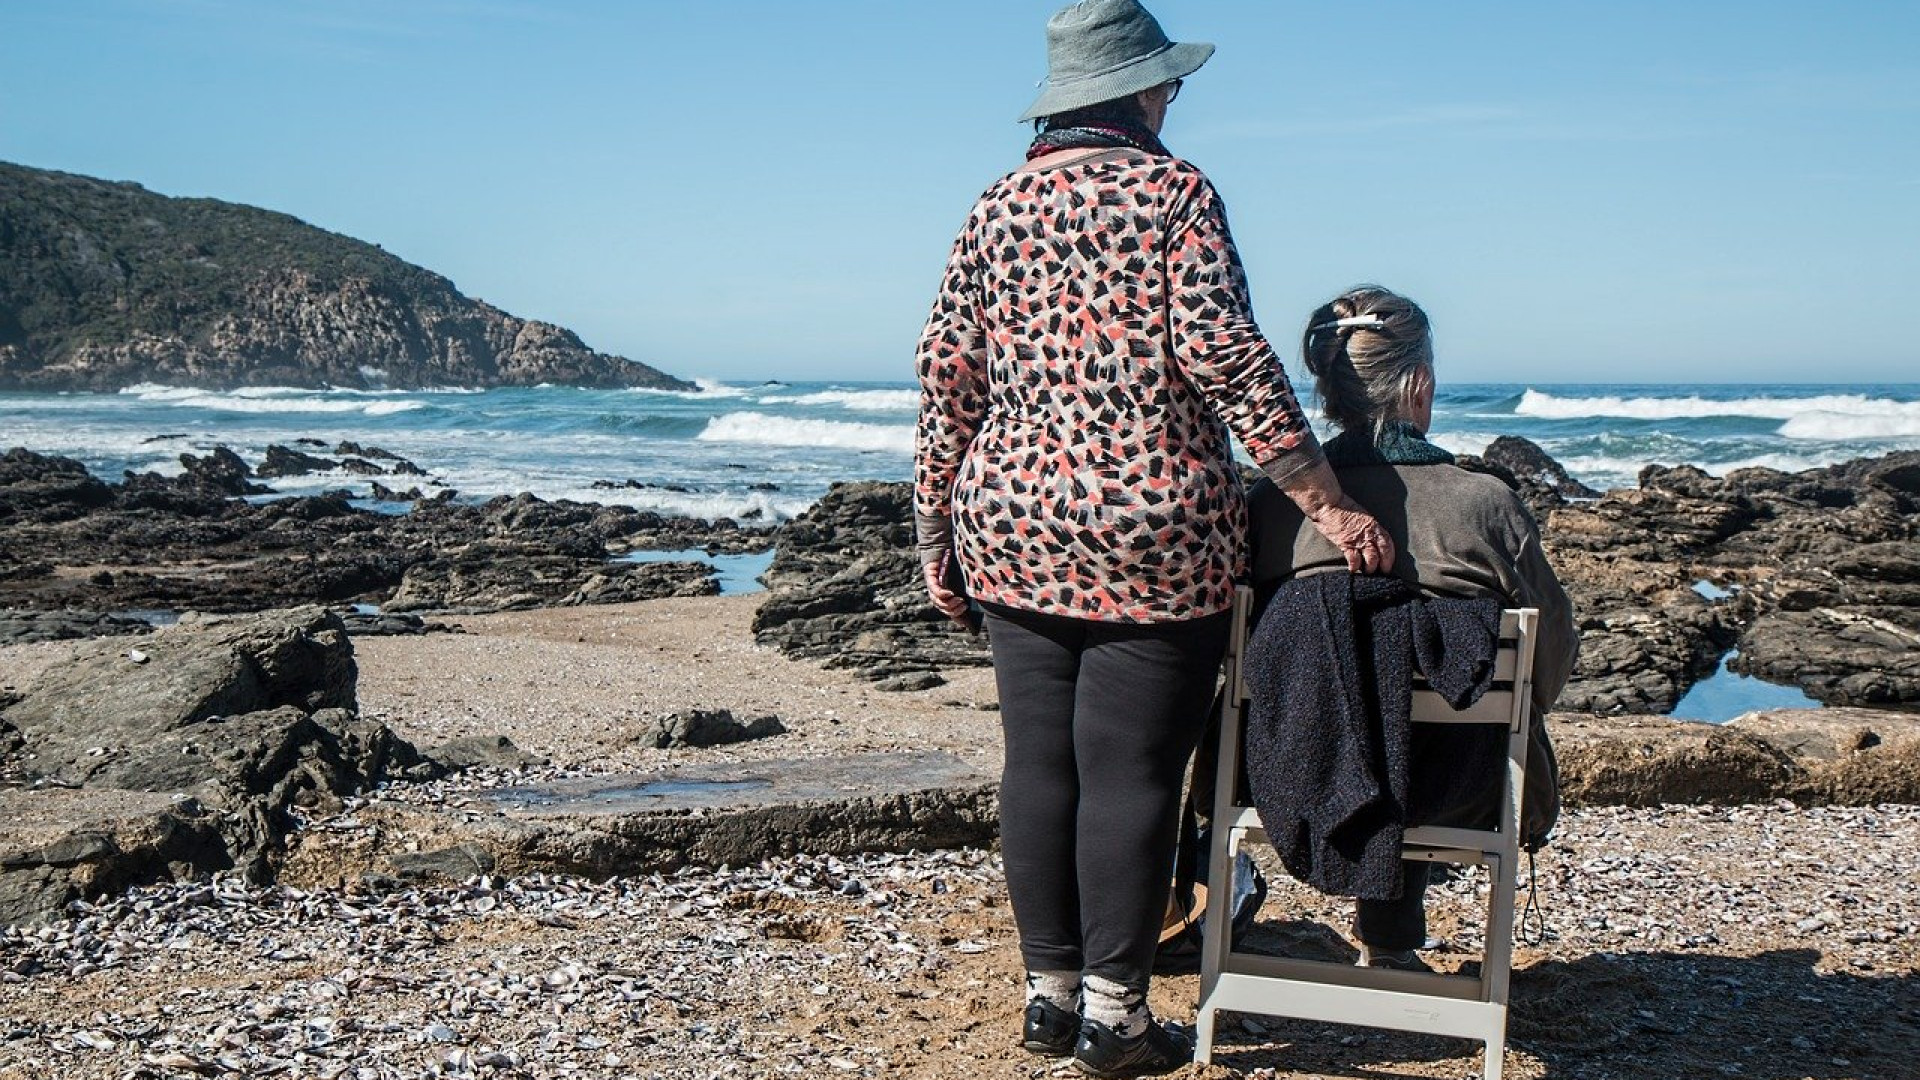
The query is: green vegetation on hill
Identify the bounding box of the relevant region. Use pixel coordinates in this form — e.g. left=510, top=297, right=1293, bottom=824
left=0, top=161, right=691, bottom=391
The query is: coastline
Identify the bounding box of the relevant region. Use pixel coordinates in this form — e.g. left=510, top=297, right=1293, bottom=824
left=1, top=595, right=1916, bottom=1078
left=1, top=428, right=1918, bottom=1077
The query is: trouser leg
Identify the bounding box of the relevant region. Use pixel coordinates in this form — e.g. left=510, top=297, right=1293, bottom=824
left=984, top=605, right=1086, bottom=974
left=1354, top=861, right=1433, bottom=951
left=1074, top=611, right=1231, bottom=989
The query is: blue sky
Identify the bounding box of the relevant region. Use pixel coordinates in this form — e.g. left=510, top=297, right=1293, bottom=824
left=3, top=0, right=1916, bottom=384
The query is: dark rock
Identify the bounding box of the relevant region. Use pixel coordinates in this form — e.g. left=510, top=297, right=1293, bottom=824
left=178, top=447, right=271, bottom=496
left=1551, top=554, right=1735, bottom=714
left=875, top=672, right=947, bottom=692
left=1484, top=435, right=1598, bottom=496
left=368, top=481, right=426, bottom=502
left=1546, top=472, right=1763, bottom=563
left=1531, top=451, right=1920, bottom=711
left=386, top=550, right=716, bottom=613
left=0, top=607, right=359, bottom=788
left=0, top=789, right=230, bottom=925
left=335, top=610, right=446, bottom=637
left=256, top=444, right=338, bottom=479
left=1730, top=607, right=1920, bottom=706
left=426, top=735, right=548, bottom=773
left=642, top=709, right=785, bottom=750
left=753, top=482, right=990, bottom=678
left=0, top=607, right=357, bottom=772
left=0, top=456, right=761, bottom=616
left=0, top=608, right=437, bottom=919
left=0, top=610, right=154, bottom=647
left=0, top=449, right=115, bottom=523
left=389, top=843, right=496, bottom=882
left=334, top=442, right=425, bottom=476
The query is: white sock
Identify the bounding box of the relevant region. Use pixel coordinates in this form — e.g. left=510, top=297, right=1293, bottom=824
left=1083, top=973, right=1150, bottom=1038
left=1025, top=969, right=1082, bottom=1011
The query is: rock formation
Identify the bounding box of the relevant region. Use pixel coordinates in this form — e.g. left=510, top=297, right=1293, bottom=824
left=1554, top=708, right=1920, bottom=806
left=0, top=608, right=436, bottom=923
left=0, top=447, right=756, bottom=616
left=751, top=446, right=1920, bottom=716
left=0, top=161, right=692, bottom=392
left=751, top=482, right=991, bottom=680
left=1552, top=454, right=1919, bottom=710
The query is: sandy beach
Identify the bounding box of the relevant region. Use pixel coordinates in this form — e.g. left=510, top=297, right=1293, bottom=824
left=3, top=593, right=1916, bottom=1080
left=351, top=595, right=1004, bottom=775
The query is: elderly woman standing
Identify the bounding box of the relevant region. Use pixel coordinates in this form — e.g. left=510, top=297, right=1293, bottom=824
left=913, top=2, right=1393, bottom=1074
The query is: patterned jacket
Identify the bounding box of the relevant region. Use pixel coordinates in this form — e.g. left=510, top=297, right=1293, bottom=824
left=914, top=151, right=1320, bottom=623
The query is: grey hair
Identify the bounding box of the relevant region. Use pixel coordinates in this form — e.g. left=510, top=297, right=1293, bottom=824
left=1300, top=285, right=1434, bottom=441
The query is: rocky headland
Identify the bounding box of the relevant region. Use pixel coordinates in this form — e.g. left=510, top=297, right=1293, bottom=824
left=0, top=161, right=692, bottom=392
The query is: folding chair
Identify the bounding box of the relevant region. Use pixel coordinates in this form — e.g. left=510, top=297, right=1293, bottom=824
left=1194, top=587, right=1539, bottom=1080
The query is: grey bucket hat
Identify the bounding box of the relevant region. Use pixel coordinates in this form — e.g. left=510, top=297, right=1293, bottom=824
left=1019, top=0, right=1214, bottom=122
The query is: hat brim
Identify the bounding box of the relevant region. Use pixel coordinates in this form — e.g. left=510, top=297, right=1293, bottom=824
left=1018, top=40, right=1213, bottom=123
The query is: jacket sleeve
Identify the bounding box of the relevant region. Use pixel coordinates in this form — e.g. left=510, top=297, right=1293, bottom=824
left=1509, top=516, right=1578, bottom=714
left=913, top=217, right=990, bottom=561
left=1163, top=173, right=1322, bottom=484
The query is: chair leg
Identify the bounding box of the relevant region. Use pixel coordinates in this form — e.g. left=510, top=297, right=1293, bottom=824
left=1195, top=1002, right=1216, bottom=1065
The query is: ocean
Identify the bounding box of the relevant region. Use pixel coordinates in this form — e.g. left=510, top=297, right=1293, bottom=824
left=5, top=378, right=1914, bottom=723
left=4, top=381, right=1917, bottom=525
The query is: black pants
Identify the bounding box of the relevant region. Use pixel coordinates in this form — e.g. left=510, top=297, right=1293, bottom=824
left=1354, top=862, right=1431, bottom=951
left=983, top=602, right=1230, bottom=989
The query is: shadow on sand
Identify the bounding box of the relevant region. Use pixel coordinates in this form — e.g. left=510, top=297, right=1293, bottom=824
left=1203, top=925, right=1919, bottom=1080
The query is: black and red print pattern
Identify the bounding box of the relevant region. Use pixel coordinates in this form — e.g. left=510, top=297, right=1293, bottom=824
left=915, top=152, right=1318, bottom=624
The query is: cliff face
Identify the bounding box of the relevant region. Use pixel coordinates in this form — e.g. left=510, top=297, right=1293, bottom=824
left=0, top=161, right=692, bottom=392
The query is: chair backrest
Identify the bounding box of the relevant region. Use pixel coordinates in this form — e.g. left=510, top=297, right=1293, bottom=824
left=1410, top=609, right=1537, bottom=731
left=1216, top=597, right=1539, bottom=842
left=1402, top=608, right=1537, bottom=855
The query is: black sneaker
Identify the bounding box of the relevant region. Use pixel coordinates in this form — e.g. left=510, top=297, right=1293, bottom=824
left=1356, top=945, right=1434, bottom=972
left=1072, top=1017, right=1193, bottom=1078
left=1022, top=997, right=1079, bottom=1056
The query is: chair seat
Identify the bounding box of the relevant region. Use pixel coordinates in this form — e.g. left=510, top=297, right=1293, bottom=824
left=1194, top=594, right=1539, bottom=1080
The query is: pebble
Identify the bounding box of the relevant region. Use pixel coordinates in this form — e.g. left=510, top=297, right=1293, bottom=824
left=0, top=847, right=1004, bottom=1078
left=0, top=805, right=1914, bottom=1078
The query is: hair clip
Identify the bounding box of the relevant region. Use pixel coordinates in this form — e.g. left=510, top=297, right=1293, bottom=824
left=1310, top=314, right=1387, bottom=333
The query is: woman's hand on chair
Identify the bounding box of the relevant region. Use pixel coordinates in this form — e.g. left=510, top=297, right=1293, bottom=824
left=1308, top=497, right=1397, bottom=575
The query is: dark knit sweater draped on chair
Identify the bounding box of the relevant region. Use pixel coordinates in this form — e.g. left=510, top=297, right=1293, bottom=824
left=1243, top=571, right=1501, bottom=900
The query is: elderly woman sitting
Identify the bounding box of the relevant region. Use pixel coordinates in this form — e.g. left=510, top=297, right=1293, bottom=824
left=1244, top=285, right=1578, bottom=970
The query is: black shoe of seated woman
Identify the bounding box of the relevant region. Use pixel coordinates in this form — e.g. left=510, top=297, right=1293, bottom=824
left=1072, top=1017, right=1193, bottom=1077
left=1022, top=998, right=1080, bottom=1056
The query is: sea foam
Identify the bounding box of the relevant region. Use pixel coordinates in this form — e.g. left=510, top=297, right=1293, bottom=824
left=762, top=388, right=919, bottom=412
left=1516, top=388, right=1920, bottom=424
left=628, top=378, right=749, bottom=400
left=1778, top=410, right=1920, bottom=441
left=695, top=411, right=913, bottom=454
left=119, top=383, right=431, bottom=415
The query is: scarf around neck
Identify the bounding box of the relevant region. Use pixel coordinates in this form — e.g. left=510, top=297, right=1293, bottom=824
left=1324, top=421, right=1455, bottom=468
left=1026, top=122, right=1169, bottom=161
